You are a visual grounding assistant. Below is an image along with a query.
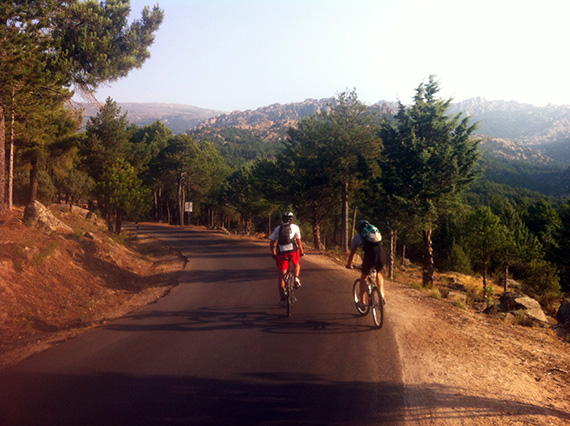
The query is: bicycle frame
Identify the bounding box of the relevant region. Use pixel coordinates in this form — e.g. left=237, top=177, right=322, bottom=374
left=282, top=254, right=296, bottom=317
left=352, top=267, right=383, bottom=328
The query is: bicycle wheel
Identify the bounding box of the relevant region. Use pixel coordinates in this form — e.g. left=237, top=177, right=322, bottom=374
left=353, top=279, right=369, bottom=315
left=371, top=287, right=384, bottom=328
left=286, top=271, right=294, bottom=317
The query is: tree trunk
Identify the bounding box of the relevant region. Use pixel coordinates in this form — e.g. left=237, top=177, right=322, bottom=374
left=0, top=105, right=6, bottom=217
left=350, top=205, right=357, bottom=243
left=29, top=157, right=39, bottom=204
left=422, top=228, right=434, bottom=288
left=153, top=189, right=159, bottom=221
left=8, top=93, right=15, bottom=210
left=389, top=229, right=397, bottom=280
left=504, top=263, right=509, bottom=293
left=178, top=172, right=185, bottom=226
left=341, top=181, right=349, bottom=252
left=115, top=209, right=123, bottom=234
left=312, top=222, right=324, bottom=251
left=401, top=244, right=406, bottom=267
left=482, top=260, right=488, bottom=293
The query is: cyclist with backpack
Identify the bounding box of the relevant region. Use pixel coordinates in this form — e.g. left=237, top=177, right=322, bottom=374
left=270, top=212, right=305, bottom=307
left=346, top=219, right=387, bottom=310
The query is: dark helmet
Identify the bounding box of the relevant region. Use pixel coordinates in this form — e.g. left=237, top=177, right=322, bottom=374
left=357, top=219, right=369, bottom=232
left=282, top=211, right=294, bottom=222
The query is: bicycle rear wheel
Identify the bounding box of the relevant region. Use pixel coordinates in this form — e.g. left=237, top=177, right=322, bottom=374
left=352, top=279, right=369, bottom=315
left=286, top=272, right=294, bottom=317
left=371, top=287, right=384, bottom=328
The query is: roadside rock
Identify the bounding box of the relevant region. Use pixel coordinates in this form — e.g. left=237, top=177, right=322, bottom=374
left=23, top=201, right=73, bottom=235
left=499, top=292, right=548, bottom=326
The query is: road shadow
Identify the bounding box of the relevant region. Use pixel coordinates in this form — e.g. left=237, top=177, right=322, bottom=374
left=103, top=304, right=379, bottom=335
left=1, top=371, right=567, bottom=426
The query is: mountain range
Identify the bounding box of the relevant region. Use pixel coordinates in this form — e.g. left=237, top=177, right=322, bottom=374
left=77, top=102, right=224, bottom=134
left=76, top=98, right=570, bottom=196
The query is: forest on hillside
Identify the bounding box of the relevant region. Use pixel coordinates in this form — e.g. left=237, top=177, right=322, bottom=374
left=1, top=3, right=569, bottom=316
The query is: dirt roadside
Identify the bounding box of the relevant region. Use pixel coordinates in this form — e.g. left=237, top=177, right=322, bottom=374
left=1, top=208, right=569, bottom=425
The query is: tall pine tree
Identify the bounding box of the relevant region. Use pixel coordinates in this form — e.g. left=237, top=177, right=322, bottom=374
left=0, top=0, right=163, bottom=215
left=379, top=76, right=480, bottom=287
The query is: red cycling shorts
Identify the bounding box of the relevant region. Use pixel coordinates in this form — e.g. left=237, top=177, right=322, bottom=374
left=276, top=251, right=300, bottom=271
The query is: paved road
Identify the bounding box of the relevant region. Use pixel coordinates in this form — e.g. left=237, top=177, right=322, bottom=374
left=0, top=224, right=407, bottom=425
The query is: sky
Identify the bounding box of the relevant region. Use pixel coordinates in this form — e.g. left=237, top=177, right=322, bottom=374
left=87, top=0, right=570, bottom=112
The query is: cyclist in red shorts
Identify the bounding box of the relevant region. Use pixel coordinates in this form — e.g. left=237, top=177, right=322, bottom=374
left=270, top=212, right=305, bottom=307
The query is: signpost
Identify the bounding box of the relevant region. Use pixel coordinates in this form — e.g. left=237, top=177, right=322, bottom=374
left=184, top=202, right=192, bottom=225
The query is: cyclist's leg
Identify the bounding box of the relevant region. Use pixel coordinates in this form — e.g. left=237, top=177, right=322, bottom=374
left=361, top=256, right=374, bottom=303
left=359, top=272, right=368, bottom=302
left=291, top=251, right=301, bottom=285
left=276, top=254, right=288, bottom=299
left=375, top=245, right=388, bottom=299
left=376, top=272, right=385, bottom=298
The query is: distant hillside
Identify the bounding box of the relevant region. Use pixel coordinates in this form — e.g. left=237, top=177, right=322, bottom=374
left=75, top=98, right=570, bottom=194
left=75, top=102, right=224, bottom=134
left=450, top=98, right=570, bottom=163
left=193, top=98, right=397, bottom=140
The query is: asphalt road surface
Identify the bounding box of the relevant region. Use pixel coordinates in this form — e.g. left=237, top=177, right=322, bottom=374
left=0, top=224, right=407, bottom=426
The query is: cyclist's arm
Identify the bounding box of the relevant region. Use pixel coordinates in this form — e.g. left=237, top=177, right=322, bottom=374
left=270, top=239, right=277, bottom=257
left=296, top=236, right=304, bottom=256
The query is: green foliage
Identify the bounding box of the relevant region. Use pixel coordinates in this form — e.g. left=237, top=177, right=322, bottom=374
left=127, top=120, right=173, bottom=174
left=462, top=206, right=516, bottom=286
left=521, top=259, right=562, bottom=307
left=523, top=199, right=562, bottom=258
left=81, top=98, right=130, bottom=182
left=380, top=76, right=480, bottom=286
left=380, top=76, right=480, bottom=228
left=556, top=200, right=570, bottom=292
left=477, top=154, right=566, bottom=196
left=52, top=1, right=164, bottom=91
left=58, top=168, right=95, bottom=204
left=217, top=165, right=273, bottom=233
left=190, top=127, right=280, bottom=168
left=0, top=0, right=163, bottom=213
left=444, top=243, right=473, bottom=274
left=96, top=158, right=152, bottom=224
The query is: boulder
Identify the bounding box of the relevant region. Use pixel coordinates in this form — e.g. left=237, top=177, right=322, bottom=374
left=450, top=277, right=467, bottom=291
left=499, top=292, right=548, bottom=325
left=556, top=300, right=570, bottom=327
left=23, top=201, right=73, bottom=235
left=448, top=290, right=467, bottom=304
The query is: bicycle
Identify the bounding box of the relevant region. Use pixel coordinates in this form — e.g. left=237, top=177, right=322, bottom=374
left=282, top=254, right=297, bottom=317
left=273, top=253, right=298, bottom=317
left=352, top=266, right=384, bottom=328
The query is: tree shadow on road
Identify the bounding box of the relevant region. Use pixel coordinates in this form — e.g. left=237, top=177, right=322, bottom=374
left=1, top=370, right=568, bottom=426
left=102, top=304, right=381, bottom=335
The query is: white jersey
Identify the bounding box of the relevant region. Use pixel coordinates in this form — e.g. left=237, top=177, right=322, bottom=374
left=270, top=223, right=301, bottom=253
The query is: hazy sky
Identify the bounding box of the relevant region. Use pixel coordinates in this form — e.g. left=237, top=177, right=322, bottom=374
left=88, top=0, right=570, bottom=112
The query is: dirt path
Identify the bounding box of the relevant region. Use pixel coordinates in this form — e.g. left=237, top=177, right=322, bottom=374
left=388, top=279, right=570, bottom=425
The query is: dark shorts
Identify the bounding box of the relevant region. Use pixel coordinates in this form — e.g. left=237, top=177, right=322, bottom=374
left=362, top=243, right=387, bottom=275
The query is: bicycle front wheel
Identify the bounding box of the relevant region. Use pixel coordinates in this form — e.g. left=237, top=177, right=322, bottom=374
left=353, top=279, right=369, bottom=316
left=371, top=287, right=384, bottom=328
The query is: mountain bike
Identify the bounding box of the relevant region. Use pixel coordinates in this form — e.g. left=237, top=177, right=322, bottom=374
left=283, top=254, right=297, bottom=317
left=352, top=266, right=384, bottom=328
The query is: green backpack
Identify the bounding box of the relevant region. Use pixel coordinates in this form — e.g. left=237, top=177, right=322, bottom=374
left=361, top=223, right=382, bottom=244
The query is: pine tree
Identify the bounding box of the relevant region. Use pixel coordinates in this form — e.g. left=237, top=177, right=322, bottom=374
left=379, top=76, right=480, bottom=287
left=0, top=1, right=163, bottom=215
